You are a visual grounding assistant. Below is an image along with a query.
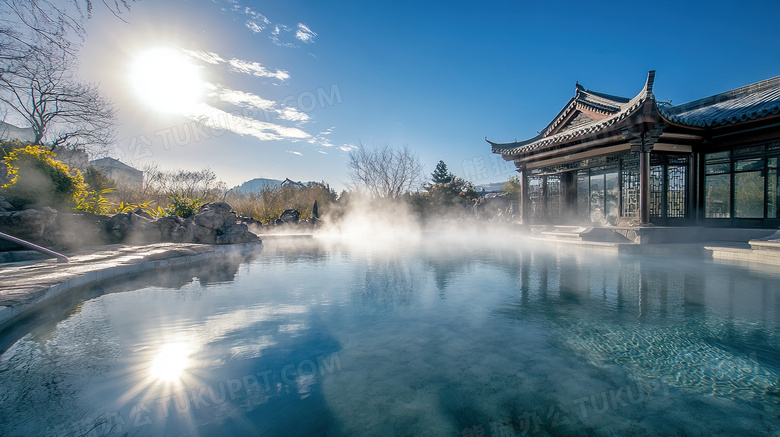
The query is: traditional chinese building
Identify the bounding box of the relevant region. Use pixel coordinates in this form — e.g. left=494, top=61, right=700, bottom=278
left=488, top=71, right=780, bottom=228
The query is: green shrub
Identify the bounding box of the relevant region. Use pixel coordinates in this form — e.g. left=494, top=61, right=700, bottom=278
left=1, top=145, right=85, bottom=208
left=165, top=193, right=202, bottom=218
left=75, top=187, right=115, bottom=215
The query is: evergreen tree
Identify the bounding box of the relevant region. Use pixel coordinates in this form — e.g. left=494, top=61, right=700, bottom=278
left=431, top=160, right=453, bottom=184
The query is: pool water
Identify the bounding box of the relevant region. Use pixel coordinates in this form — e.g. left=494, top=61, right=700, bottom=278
left=1, top=235, right=779, bottom=436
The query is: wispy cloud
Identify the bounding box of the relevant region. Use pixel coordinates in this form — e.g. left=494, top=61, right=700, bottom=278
left=295, top=24, right=317, bottom=43
left=286, top=150, right=303, bottom=156
left=212, top=86, right=276, bottom=111
left=183, top=49, right=225, bottom=65
left=228, top=58, right=290, bottom=81
left=185, top=103, right=310, bottom=142
left=207, top=84, right=311, bottom=124
left=339, top=144, right=358, bottom=152
left=307, top=127, right=336, bottom=148
left=183, top=50, right=289, bottom=82
left=277, top=107, right=310, bottom=122
left=218, top=1, right=316, bottom=48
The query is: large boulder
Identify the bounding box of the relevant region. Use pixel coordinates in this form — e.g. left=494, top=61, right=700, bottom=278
left=193, top=202, right=234, bottom=229
left=157, top=215, right=193, bottom=243
left=51, top=211, right=111, bottom=249
left=0, top=194, right=13, bottom=213
left=217, top=223, right=259, bottom=244
left=189, top=222, right=216, bottom=244
left=0, top=207, right=57, bottom=240
left=106, top=211, right=160, bottom=244
left=279, top=209, right=300, bottom=224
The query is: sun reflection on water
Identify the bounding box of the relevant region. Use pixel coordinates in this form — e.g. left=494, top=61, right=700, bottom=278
left=150, top=343, right=191, bottom=382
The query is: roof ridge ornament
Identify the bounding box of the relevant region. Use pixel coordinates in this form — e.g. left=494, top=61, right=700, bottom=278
left=645, top=70, right=656, bottom=95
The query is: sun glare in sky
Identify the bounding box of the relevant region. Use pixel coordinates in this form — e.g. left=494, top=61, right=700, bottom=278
left=130, top=47, right=204, bottom=114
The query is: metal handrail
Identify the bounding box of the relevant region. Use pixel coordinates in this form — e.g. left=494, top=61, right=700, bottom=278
left=0, top=231, right=69, bottom=263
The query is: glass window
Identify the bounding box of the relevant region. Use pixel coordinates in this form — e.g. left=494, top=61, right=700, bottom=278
left=769, top=157, right=777, bottom=169
left=769, top=168, right=778, bottom=219
left=621, top=167, right=639, bottom=217
left=705, top=151, right=730, bottom=163
left=706, top=163, right=730, bottom=174
left=590, top=174, right=605, bottom=222
left=577, top=173, right=589, bottom=218
left=605, top=172, right=619, bottom=219
left=667, top=165, right=687, bottom=218
left=527, top=176, right=544, bottom=219
left=734, top=145, right=764, bottom=156
left=734, top=171, right=765, bottom=218
left=705, top=174, right=730, bottom=218
left=735, top=158, right=763, bottom=172
left=546, top=175, right=561, bottom=218
left=649, top=166, right=663, bottom=217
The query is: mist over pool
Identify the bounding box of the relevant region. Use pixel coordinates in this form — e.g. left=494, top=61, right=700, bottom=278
left=1, top=235, right=779, bottom=436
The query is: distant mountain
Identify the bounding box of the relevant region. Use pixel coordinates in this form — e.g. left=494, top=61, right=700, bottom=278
left=475, top=181, right=509, bottom=193
left=230, top=178, right=282, bottom=194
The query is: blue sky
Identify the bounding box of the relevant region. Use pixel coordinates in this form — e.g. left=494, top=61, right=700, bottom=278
left=78, top=0, right=780, bottom=190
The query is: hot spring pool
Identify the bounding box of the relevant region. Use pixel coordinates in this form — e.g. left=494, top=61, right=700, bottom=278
left=1, top=235, right=779, bottom=436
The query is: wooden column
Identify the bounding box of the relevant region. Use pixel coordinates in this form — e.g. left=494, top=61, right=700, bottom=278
left=520, top=164, right=528, bottom=224
left=624, top=123, right=664, bottom=225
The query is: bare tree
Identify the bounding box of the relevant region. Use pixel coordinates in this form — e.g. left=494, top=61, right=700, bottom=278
left=0, top=43, right=117, bottom=151
left=1, top=0, right=133, bottom=61
left=347, top=144, right=424, bottom=198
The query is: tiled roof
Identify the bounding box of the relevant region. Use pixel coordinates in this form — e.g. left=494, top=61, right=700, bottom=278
left=489, top=72, right=655, bottom=156
left=89, top=157, right=143, bottom=175
left=659, top=75, right=780, bottom=127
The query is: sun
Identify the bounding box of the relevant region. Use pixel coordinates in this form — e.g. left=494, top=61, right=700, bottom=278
left=130, top=47, right=204, bottom=114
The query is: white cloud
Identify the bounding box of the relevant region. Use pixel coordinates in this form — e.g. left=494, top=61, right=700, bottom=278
left=214, top=87, right=276, bottom=111
left=287, top=150, right=303, bottom=156
left=183, top=49, right=225, bottom=65
left=339, top=144, right=358, bottom=152
left=246, top=20, right=264, bottom=33
left=184, top=103, right=310, bottom=141
left=184, top=50, right=289, bottom=82
left=228, top=58, right=290, bottom=81
left=277, top=107, right=310, bottom=122
left=295, top=23, right=317, bottom=43
left=218, top=1, right=315, bottom=48
left=317, top=150, right=328, bottom=154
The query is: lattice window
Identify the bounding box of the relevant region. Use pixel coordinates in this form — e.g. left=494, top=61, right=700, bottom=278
left=621, top=161, right=639, bottom=217
left=667, top=165, right=687, bottom=218
left=649, top=166, right=664, bottom=217
left=546, top=175, right=561, bottom=218
left=527, top=176, right=544, bottom=219
left=577, top=172, right=589, bottom=218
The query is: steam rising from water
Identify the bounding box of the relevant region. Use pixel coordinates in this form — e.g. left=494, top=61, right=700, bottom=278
left=317, top=195, right=422, bottom=249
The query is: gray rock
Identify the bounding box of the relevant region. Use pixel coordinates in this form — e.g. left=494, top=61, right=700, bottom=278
left=125, top=213, right=161, bottom=244
left=279, top=209, right=300, bottom=224
left=0, top=194, right=13, bottom=212
left=216, top=223, right=259, bottom=244
left=199, top=202, right=232, bottom=215
left=157, top=215, right=192, bottom=243
left=192, top=210, right=224, bottom=229
left=52, top=212, right=111, bottom=249
left=189, top=222, right=216, bottom=244
left=107, top=212, right=160, bottom=244
left=192, top=202, right=235, bottom=230
left=106, top=212, right=131, bottom=242
left=0, top=208, right=57, bottom=240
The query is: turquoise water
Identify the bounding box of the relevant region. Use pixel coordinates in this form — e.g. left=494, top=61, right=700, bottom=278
left=1, top=235, right=780, bottom=436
